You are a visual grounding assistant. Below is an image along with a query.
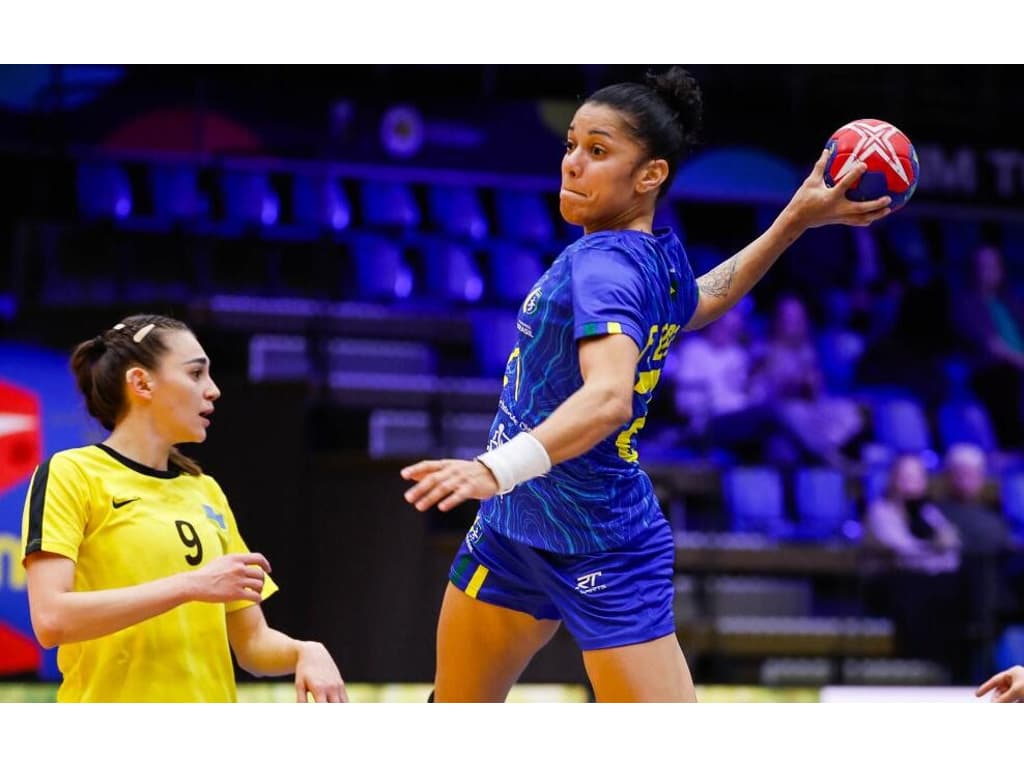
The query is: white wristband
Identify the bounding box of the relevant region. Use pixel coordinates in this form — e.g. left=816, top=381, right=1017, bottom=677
left=476, top=432, right=552, bottom=494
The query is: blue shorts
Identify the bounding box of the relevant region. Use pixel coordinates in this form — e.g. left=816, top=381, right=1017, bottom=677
left=448, top=513, right=676, bottom=651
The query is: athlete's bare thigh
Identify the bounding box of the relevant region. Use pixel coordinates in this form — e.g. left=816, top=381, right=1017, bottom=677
left=582, top=632, right=697, bottom=703
left=434, top=582, right=560, bottom=702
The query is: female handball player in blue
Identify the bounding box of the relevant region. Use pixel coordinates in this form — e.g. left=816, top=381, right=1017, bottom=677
left=402, top=67, right=891, bottom=702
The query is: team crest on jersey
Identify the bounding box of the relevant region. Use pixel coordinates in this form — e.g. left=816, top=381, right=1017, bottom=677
left=465, top=515, right=484, bottom=551
left=522, top=286, right=542, bottom=315
left=203, top=504, right=226, bottom=530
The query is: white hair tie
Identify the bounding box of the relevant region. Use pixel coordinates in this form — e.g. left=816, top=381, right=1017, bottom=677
left=132, top=323, right=156, bottom=343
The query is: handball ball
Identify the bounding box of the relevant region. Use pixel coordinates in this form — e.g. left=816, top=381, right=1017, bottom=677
left=824, top=118, right=919, bottom=210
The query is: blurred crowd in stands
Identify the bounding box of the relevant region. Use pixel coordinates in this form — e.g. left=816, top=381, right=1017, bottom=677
left=655, top=236, right=1024, bottom=680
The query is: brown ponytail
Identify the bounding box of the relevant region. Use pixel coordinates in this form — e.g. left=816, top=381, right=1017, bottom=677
left=70, top=314, right=203, bottom=476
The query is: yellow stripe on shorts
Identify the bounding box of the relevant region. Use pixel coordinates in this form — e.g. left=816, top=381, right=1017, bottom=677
left=607, top=321, right=622, bottom=334
left=465, top=565, right=489, bottom=598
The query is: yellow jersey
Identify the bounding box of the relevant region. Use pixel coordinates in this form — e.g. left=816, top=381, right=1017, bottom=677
left=21, top=444, right=278, bottom=702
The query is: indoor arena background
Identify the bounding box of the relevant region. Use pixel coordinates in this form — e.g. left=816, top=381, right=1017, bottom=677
left=1, top=64, right=1022, bottom=702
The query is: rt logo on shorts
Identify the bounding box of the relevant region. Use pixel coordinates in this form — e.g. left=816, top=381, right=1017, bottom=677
left=576, top=571, right=607, bottom=595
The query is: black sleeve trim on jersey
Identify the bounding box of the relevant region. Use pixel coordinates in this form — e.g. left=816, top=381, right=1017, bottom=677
left=24, top=458, right=52, bottom=556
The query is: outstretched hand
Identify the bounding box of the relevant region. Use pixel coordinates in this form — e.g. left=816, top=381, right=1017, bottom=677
left=401, top=458, right=500, bottom=512
left=784, top=149, right=892, bottom=231
left=975, top=664, right=1024, bottom=703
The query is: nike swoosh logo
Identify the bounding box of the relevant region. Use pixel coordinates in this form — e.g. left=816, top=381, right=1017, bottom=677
left=112, top=497, right=140, bottom=509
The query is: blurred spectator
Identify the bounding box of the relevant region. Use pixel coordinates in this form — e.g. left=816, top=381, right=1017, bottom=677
left=938, top=443, right=1013, bottom=681
left=955, top=244, right=1024, bottom=449
left=664, top=302, right=826, bottom=467
left=865, top=453, right=961, bottom=573
left=663, top=305, right=781, bottom=464
left=748, top=295, right=866, bottom=470
left=667, top=307, right=751, bottom=437
left=940, top=443, right=1011, bottom=557
left=864, top=453, right=963, bottom=669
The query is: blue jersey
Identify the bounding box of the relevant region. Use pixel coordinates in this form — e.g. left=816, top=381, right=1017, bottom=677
left=478, top=227, right=699, bottom=554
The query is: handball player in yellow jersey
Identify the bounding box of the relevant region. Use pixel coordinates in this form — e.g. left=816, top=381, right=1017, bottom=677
left=21, top=314, right=347, bottom=702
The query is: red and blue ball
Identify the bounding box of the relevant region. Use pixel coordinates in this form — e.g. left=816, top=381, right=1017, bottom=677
left=824, top=118, right=919, bottom=210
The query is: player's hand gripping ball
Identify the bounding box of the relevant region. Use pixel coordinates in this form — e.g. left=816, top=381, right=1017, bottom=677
left=824, top=119, right=919, bottom=210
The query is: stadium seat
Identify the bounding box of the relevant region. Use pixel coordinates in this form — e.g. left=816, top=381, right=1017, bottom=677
left=938, top=399, right=998, bottom=454
left=495, top=189, right=553, bottom=244
left=423, top=240, right=484, bottom=303
left=220, top=169, right=279, bottom=229
left=872, top=397, right=933, bottom=455
left=150, top=164, right=206, bottom=222
left=722, top=466, right=789, bottom=538
left=360, top=180, right=420, bottom=230
left=428, top=185, right=488, bottom=240
left=488, top=243, right=544, bottom=305
left=794, top=467, right=853, bottom=541
left=293, top=173, right=351, bottom=232
left=76, top=161, right=132, bottom=220
left=351, top=235, right=414, bottom=301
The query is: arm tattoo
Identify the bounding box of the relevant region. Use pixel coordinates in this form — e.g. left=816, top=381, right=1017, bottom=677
left=697, top=255, right=740, bottom=297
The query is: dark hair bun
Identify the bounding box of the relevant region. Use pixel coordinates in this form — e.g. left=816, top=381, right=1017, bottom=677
left=646, top=66, right=703, bottom=151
